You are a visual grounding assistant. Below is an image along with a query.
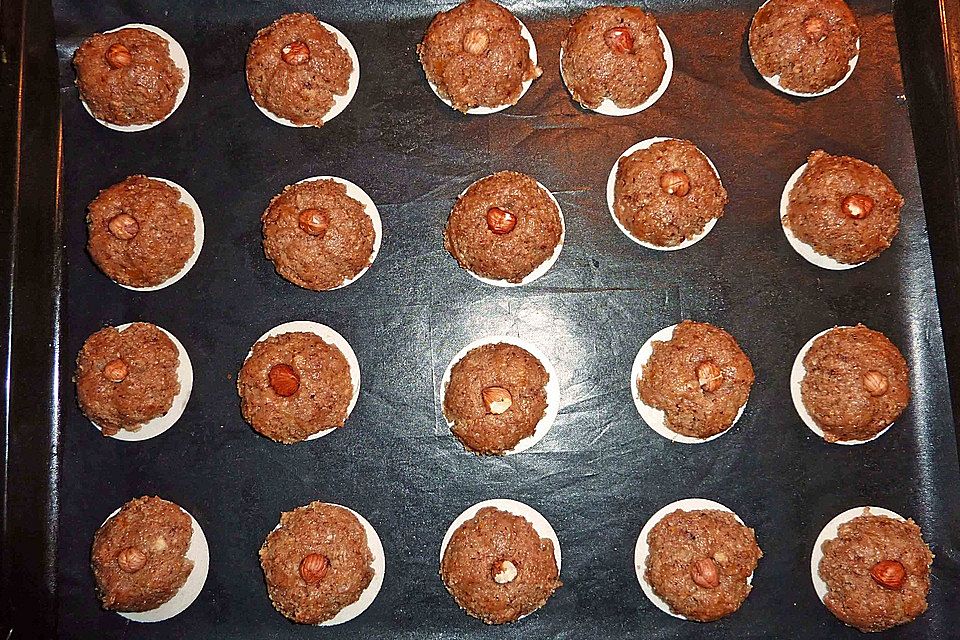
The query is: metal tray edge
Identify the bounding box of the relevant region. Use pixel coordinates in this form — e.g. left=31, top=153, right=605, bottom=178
left=896, top=0, right=960, bottom=439
left=2, top=0, right=63, bottom=637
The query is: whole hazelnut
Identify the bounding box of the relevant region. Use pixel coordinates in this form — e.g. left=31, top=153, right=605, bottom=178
left=105, top=43, right=132, bottom=69
left=659, top=170, right=691, bottom=197
left=268, top=364, right=300, bottom=397
left=604, top=27, right=635, bottom=54
left=870, top=559, right=906, bottom=590
left=103, top=358, right=129, bottom=383
left=117, top=547, right=147, bottom=573
left=298, top=208, right=330, bottom=237
left=803, top=16, right=829, bottom=43
left=108, top=214, right=139, bottom=240
left=281, top=41, right=310, bottom=66
left=491, top=559, right=518, bottom=584
left=300, top=553, right=330, bottom=584
left=691, top=557, right=720, bottom=589
left=842, top=194, right=875, bottom=219
left=696, top=361, right=723, bottom=393
left=481, top=386, right=512, bottom=415
left=486, top=207, right=517, bottom=235
left=862, top=370, right=889, bottom=397
left=462, top=28, right=489, bottom=55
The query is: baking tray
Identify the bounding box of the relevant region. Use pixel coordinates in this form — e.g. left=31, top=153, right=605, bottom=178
left=4, top=0, right=960, bottom=638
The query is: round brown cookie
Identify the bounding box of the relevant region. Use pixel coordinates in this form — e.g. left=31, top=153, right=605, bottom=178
left=444, top=171, right=562, bottom=283
left=419, top=0, right=541, bottom=112
left=262, top=179, right=375, bottom=291
left=749, top=0, right=860, bottom=94
left=91, top=496, right=194, bottom=612
left=638, top=321, right=754, bottom=439
left=73, top=27, right=184, bottom=126
left=247, top=13, right=353, bottom=126
left=819, top=514, right=932, bottom=632
left=645, top=509, right=762, bottom=622
left=785, top=150, right=903, bottom=265
left=238, top=331, right=353, bottom=443
left=614, top=139, right=727, bottom=247
left=801, top=325, right=910, bottom=443
left=444, top=343, right=549, bottom=455
left=260, top=502, right=374, bottom=624
left=441, top=506, right=561, bottom=624
left=75, top=323, right=180, bottom=437
left=86, top=176, right=195, bottom=288
left=561, top=6, right=666, bottom=110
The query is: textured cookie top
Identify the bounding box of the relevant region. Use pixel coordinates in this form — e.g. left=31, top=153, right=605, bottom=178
left=614, top=139, right=727, bottom=247
left=819, top=514, right=932, bottom=632
left=260, top=502, right=374, bottom=624
left=75, top=323, right=180, bottom=436
left=561, top=6, right=666, bottom=109
left=801, top=325, right=910, bottom=442
left=247, top=13, right=353, bottom=126
left=419, top=0, right=541, bottom=112
left=749, top=0, right=860, bottom=94
left=785, top=150, right=903, bottom=264
left=645, top=509, right=762, bottom=622
left=74, top=27, right=183, bottom=125
left=444, top=343, right=549, bottom=454
left=445, top=171, right=562, bottom=283
left=238, top=332, right=354, bottom=443
left=262, top=179, right=374, bottom=291
left=86, top=175, right=195, bottom=288
left=638, top=321, right=754, bottom=439
left=441, top=507, right=561, bottom=624
left=91, top=496, right=194, bottom=612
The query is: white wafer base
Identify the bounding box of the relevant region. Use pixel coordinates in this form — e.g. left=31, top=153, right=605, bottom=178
left=790, top=326, right=896, bottom=445
left=439, top=335, right=561, bottom=455
left=96, top=501, right=209, bottom=623
left=631, top=324, right=747, bottom=444
left=559, top=26, right=673, bottom=115
left=81, top=24, right=190, bottom=131
left=607, top=137, right=723, bottom=251
left=634, top=498, right=753, bottom=620
left=88, top=323, right=193, bottom=442
left=245, top=321, right=361, bottom=441
left=426, top=18, right=538, bottom=115
left=251, top=21, right=360, bottom=127
left=290, top=176, right=382, bottom=290
left=440, top=498, right=561, bottom=621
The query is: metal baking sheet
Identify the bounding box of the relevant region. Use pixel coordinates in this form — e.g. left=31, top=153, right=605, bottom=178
left=37, top=0, right=960, bottom=638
